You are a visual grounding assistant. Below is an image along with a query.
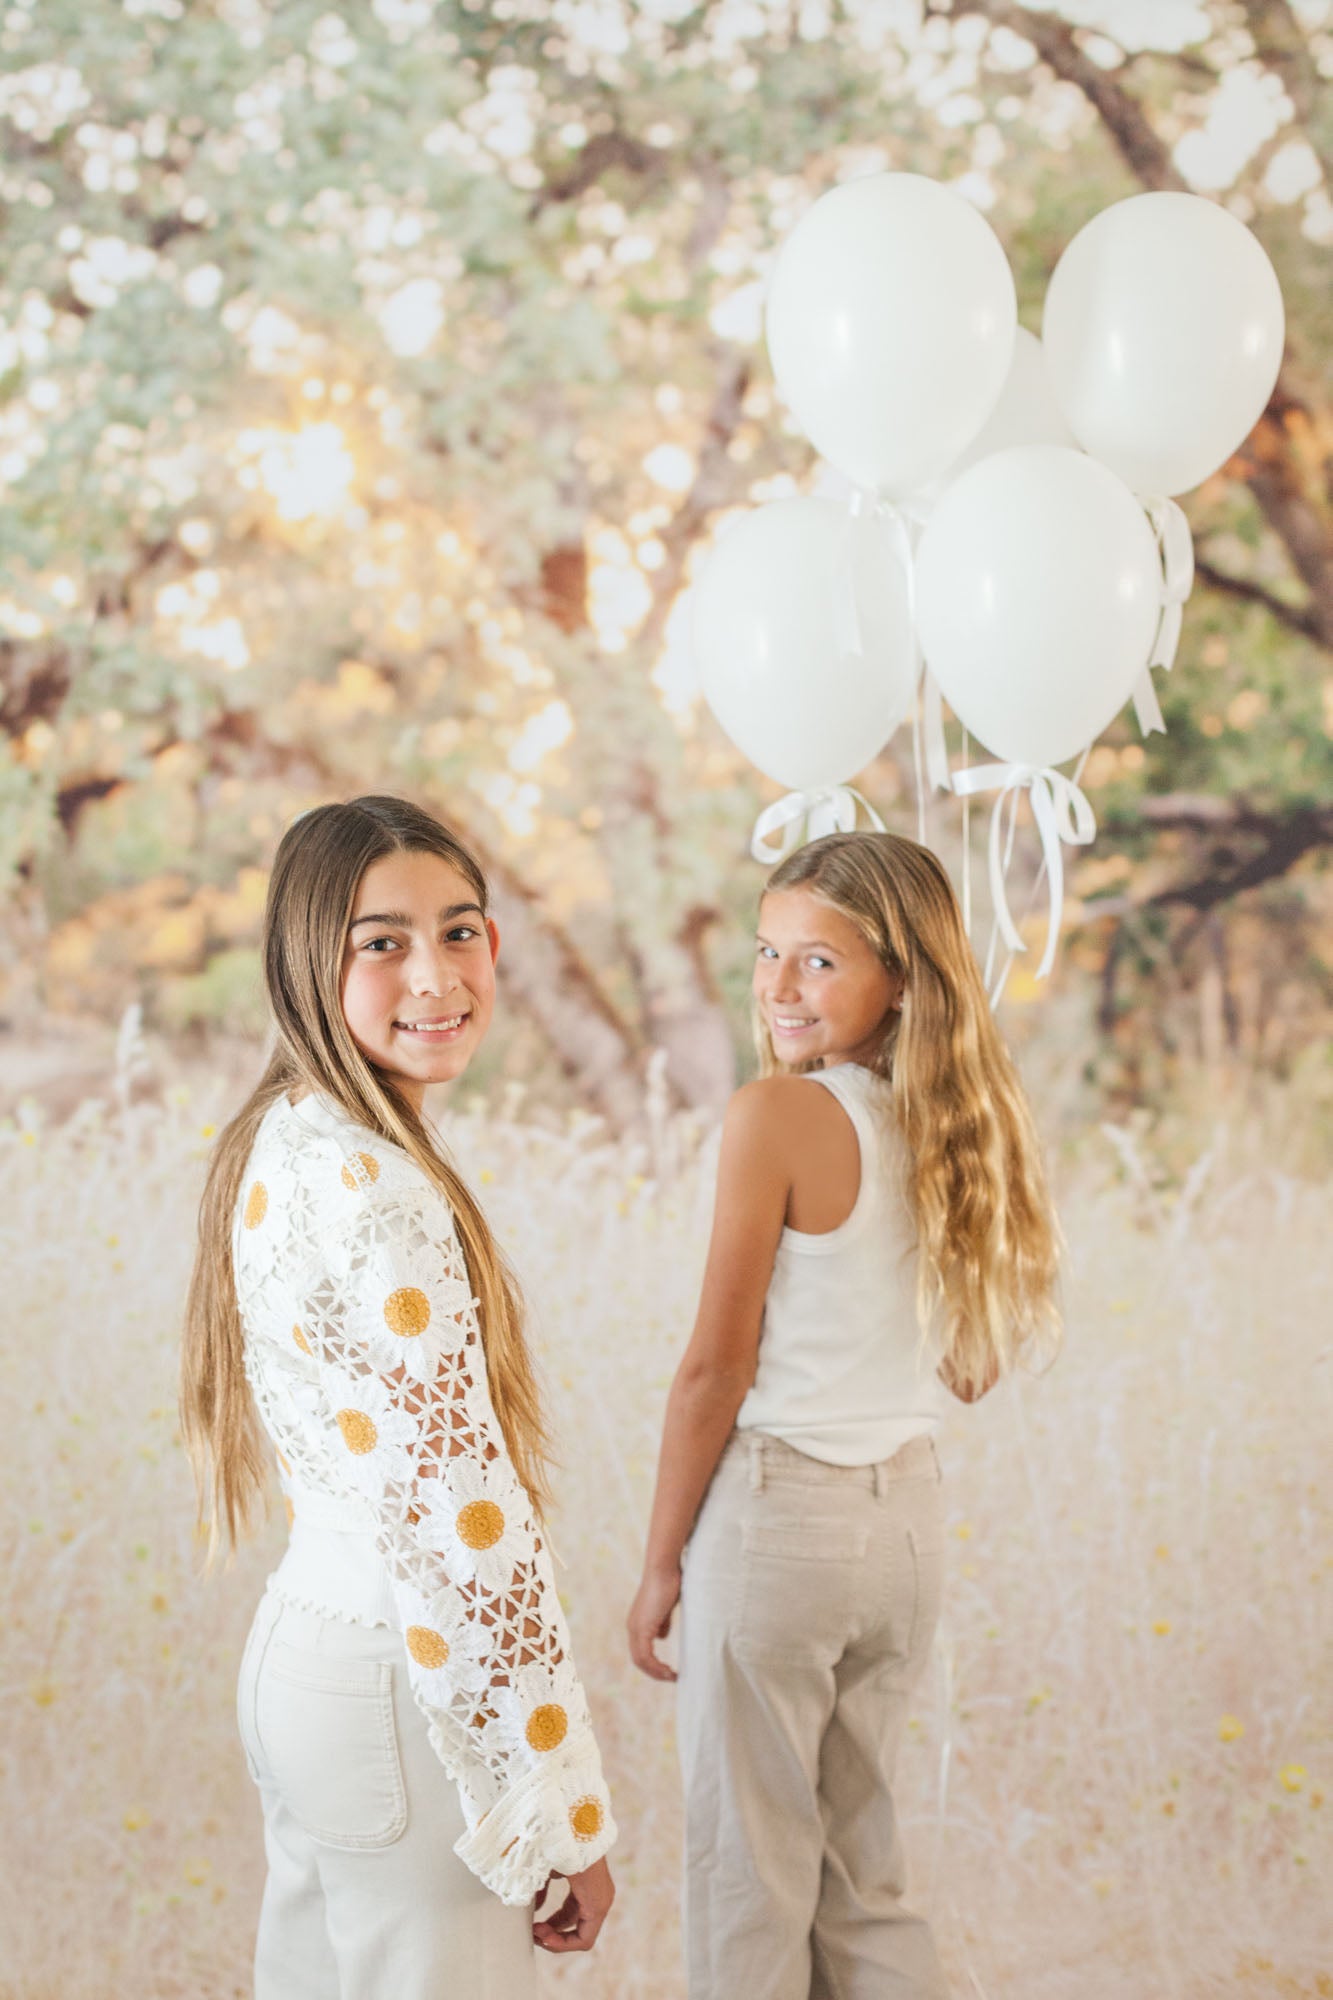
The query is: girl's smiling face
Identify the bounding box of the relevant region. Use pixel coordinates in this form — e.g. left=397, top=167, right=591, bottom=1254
left=754, top=886, right=902, bottom=1069
left=341, top=848, right=499, bottom=1107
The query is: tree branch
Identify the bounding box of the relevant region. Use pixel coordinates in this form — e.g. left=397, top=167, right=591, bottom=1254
left=530, top=130, right=663, bottom=216
left=1193, top=553, right=1320, bottom=641
left=972, top=3, right=1188, bottom=190
left=1080, top=799, right=1333, bottom=922
left=1241, top=0, right=1333, bottom=188
left=637, top=346, right=751, bottom=659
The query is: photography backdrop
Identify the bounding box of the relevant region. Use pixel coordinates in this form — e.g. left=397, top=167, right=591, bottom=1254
left=1, top=2, right=1331, bottom=1995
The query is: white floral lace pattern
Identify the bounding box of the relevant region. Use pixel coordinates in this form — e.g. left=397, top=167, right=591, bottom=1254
left=232, top=1092, right=615, bottom=1904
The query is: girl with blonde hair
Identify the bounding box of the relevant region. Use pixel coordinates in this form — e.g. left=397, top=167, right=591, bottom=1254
left=628, top=829, right=1059, bottom=2000
left=182, top=794, right=615, bottom=2000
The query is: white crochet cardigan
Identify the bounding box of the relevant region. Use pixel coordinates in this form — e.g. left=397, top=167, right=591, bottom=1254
left=232, top=1089, right=615, bottom=1905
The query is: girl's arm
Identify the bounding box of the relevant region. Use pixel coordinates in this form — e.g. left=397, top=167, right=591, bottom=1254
left=275, top=1143, right=615, bottom=1909
left=627, top=1081, right=792, bottom=1681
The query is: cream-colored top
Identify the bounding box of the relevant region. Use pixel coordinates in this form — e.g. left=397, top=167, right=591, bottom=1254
left=233, top=1090, right=614, bottom=1906
left=735, top=1064, right=944, bottom=1465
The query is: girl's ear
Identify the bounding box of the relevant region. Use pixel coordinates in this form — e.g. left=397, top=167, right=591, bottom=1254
left=486, top=917, right=500, bottom=966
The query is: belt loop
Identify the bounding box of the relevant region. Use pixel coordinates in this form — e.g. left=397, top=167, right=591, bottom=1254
left=872, top=1459, right=887, bottom=1500
left=749, top=1435, right=765, bottom=1494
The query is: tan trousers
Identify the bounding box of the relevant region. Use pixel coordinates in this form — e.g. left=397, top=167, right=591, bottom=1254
left=236, top=1591, right=536, bottom=2000
left=677, top=1431, right=950, bottom=2000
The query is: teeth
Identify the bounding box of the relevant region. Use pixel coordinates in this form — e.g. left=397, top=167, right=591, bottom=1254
left=775, top=1017, right=815, bottom=1028
left=401, top=1015, right=465, bottom=1033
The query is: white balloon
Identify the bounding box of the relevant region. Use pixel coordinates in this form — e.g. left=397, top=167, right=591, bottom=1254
left=1043, top=191, right=1284, bottom=497
left=693, top=497, right=916, bottom=791
left=933, top=327, right=1078, bottom=490
left=915, top=446, right=1162, bottom=770
left=766, top=173, right=1017, bottom=497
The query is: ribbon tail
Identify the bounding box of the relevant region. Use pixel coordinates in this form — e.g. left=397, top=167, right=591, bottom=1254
left=1132, top=669, right=1166, bottom=737
left=987, top=791, right=1026, bottom=957
left=1160, top=498, right=1194, bottom=602
left=1151, top=600, right=1183, bottom=673
left=1029, top=777, right=1065, bottom=982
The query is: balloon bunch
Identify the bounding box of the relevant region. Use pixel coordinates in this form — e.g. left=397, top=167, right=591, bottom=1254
left=692, top=173, right=1284, bottom=995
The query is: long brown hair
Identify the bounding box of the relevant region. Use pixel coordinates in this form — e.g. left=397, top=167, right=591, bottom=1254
left=758, top=831, right=1060, bottom=1391
left=180, top=795, right=549, bottom=1556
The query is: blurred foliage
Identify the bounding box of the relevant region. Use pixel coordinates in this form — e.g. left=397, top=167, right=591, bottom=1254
left=1, top=0, right=1331, bottom=1109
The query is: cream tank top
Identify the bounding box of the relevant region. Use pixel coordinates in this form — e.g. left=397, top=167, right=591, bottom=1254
left=735, top=1063, right=945, bottom=1465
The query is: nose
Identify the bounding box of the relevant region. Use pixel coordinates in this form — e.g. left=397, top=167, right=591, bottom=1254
left=759, top=955, right=802, bottom=1005
left=408, top=940, right=458, bottom=998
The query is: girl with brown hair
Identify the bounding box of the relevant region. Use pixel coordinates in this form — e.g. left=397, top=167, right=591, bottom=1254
left=628, top=829, right=1060, bottom=2000
left=182, top=794, right=614, bottom=1999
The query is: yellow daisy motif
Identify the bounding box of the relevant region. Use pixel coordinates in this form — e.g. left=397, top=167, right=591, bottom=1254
left=527, top=1703, right=568, bottom=1753
left=340, top=1150, right=381, bottom=1191
left=243, top=1181, right=268, bottom=1229
left=418, top=1457, right=528, bottom=1591
left=570, top=1796, right=605, bottom=1842
left=337, top=1408, right=378, bottom=1455
left=493, top=1659, right=587, bottom=1769
left=343, top=1246, right=469, bottom=1386
left=384, top=1286, right=431, bottom=1338
left=393, top=1582, right=486, bottom=1697
left=407, top=1625, right=450, bottom=1669
left=325, top=1368, right=417, bottom=1498
left=457, top=1500, right=505, bottom=1550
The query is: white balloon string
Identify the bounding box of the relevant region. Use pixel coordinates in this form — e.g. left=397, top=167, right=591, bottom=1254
left=921, top=665, right=951, bottom=793
left=833, top=489, right=870, bottom=669
left=960, top=725, right=972, bottom=941
left=978, top=744, right=1095, bottom=1010
left=750, top=784, right=886, bottom=865
left=911, top=684, right=927, bottom=845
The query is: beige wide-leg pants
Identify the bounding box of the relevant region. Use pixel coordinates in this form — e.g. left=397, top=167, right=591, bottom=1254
left=236, top=1591, right=536, bottom=2000
left=677, top=1431, right=950, bottom=2000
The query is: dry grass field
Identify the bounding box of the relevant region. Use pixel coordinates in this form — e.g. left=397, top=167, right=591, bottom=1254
left=2, top=1062, right=1330, bottom=1999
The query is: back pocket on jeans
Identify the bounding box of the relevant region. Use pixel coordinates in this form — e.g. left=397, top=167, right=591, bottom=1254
left=258, top=1642, right=406, bottom=1850
left=742, top=1521, right=867, bottom=1562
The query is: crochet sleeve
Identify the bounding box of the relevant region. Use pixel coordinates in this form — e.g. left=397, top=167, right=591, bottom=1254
left=287, top=1149, right=615, bottom=1906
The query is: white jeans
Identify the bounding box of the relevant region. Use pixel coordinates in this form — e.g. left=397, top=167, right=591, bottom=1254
left=677, top=1431, right=950, bottom=2000
left=236, top=1590, right=536, bottom=2000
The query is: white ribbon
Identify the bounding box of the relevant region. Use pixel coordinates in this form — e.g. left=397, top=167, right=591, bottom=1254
left=750, top=785, right=886, bottom=865
left=921, top=664, right=952, bottom=793
left=1133, top=496, right=1194, bottom=738
left=950, top=762, right=1097, bottom=981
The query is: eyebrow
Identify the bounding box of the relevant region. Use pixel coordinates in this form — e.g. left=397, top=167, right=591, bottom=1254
left=755, top=933, right=839, bottom=952
left=349, top=902, right=485, bottom=930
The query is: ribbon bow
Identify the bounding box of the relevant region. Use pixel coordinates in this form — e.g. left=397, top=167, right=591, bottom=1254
left=750, top=785, right=886, bottom=865
left=950, top=762, right=1096, bottom=981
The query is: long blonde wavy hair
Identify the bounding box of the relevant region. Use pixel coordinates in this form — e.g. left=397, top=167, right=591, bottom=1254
left=758, top=831, right=1061, bottom=1391
left=180, top=795, right=549, bottom=1557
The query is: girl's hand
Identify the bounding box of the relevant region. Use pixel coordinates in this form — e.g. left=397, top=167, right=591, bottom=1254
left=532, top=1856, right=615, bottom=1953
left=627, top=1565, right=681, bottom=1682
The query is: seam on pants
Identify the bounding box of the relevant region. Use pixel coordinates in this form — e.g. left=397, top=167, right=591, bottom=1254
left=905, top=1527, right=925, bottom=1660
left=239, top=1593, right=283, bottom=1786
